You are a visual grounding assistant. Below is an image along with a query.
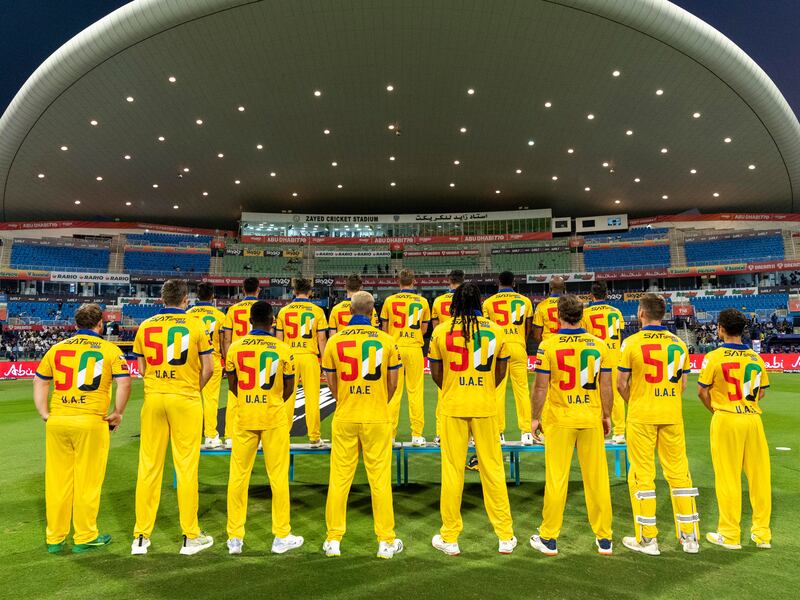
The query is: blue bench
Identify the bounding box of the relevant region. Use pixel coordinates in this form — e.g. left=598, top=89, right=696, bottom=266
left=401, top=442, right=629, bottom=486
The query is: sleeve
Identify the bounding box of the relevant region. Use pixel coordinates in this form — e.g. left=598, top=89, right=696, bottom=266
left=317, top=307, right=329, bottom=332
left=35, top=348, right=54, bottom=380
left=760, top=357, right=771, bottom=388
left=321, top=338, right=336, bottom=372
left=327, top=306, right=338, bottom=333
left=534, top=343, right=550, bottom=374
left=422, top=298, right=431, bottom=322
left=496, top=330, right=511, bottom=361
left=371, top=308, right=380, bottom=328
left=532, top=303, right=543, bottom=328
left=618, top=338, right=632, bottom=372
left=525, top=297, right=534, bottom=320
left=431, top=298, right=440, bottom=320
left=380, top=300, right=389, bottom=323
left=132, top=326, right=145, bottom=357
left=481, top=299, right=490, bottom=319
left=195, top=320, right=213, bottom=355
left=681, top=342, right=691, bottom=373
left=283, top=350, right=295, bottom=379
left=388, top=343, right=402, bottom=370
left=222, top=307, right=233, bottom=331
left=697, top=351, right=715, bottom=387
left=427, top=327, right=442, bottom=362
left=110, top=346, right=130, bottom=378
left=274, top=308, right=285, bottom=332
left=618, top=312, right=626, bottom=338
left=224, top=345, right=236, bottom=375
left=599, top=341, right=613, bottom=372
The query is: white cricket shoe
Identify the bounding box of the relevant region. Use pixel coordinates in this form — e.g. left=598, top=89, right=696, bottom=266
left=433, top=436, right=441, bottom=446
left=323, top=539, right=341, bottom=557
left=227, top=538, right=243, bottom=555
left=532, top=431, right=545, bottom=445
left=131, top=535, right=150, bottom=555
left=529, top=535, right=558, bottom=556
left=520, top=432, right=534, bottom=446
left=309, top=439, right=325, bottom=448
left=611, top=434, right=626, bottom=445
left=224, top=438, right=233, bottom=450
left=498, top=536, right=518, bottom=554
left=751, top=534, right=771, bottom=549
left=377, top=538, right=404, bottom=559
left=432, top=534, right=460, bottom=556
left=622, top=536, right=660, bottom=556
left=272, top=534, right=304, bottom=554
left=681, top=533, right=700, bottom=554
left=204, top=435, right=223, bottom=449
left=596, top=538, right=613, bottom=555
left=179, top=533, right=214, bottom=555
left=411, top=436, right=426, bottom=447
left=706, top=532, right=741, bottom=550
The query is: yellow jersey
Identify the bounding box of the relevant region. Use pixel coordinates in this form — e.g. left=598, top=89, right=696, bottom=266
left=36, top=330, right=130, bottom=417
left=222, top=297, right=259, bottom=345
left=618, top=325, right=690, bottom=424
left=225, top=330, right=294, bottom=430
left=581, top=302, right=625, bottom=361
left=431, top=291, right=455, bottom=324
left=380, top=290, right=431, bottom=347
left=533, top=295, right=562, bottom=340
left=428, top=317, right=511, bottom=417
left=275, top=299, right=329, bottom=355
left=133, top=308, right=213, bottom=398
left=483, top=289, right=534, bottom=347
left=187, top=302, right=226, bottom=361
left=534, top=328, right=611, bottom=428
left=321, top=316, right=402, bottom=423
left=698, top=343, right=770, bottom=415
left=328, top=299, right=380, bottom=333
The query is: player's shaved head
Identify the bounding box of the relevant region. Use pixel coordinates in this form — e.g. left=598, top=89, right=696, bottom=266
left=550, top=276, right=566, bottom=293
left=350, top=291, right=374, bottom=316
left=398, top=269, right=414, bottom=287
left=249, top=301, right=274, bottom=329
left=639, top=293, right=666, bottom=321
left=558, top=294, right=583, bottom=325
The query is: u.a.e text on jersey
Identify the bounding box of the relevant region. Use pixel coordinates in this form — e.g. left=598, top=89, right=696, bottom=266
left=222, top=298, right=259, bottom=344
left=380, top=291, right=431, bottom=347
left=698, top=343, right=770, bottom=415
left=483, top=290, right=533, bottom=346
left=533, top=295, right=561, bottom=339
left=133, top=308, right=213, bottom=398
left=275, top=299, right=329, bottom=355
left=188, top=303, right=226, bottom=360
left=581, top=302, right=625, bottom=358
left=36, top=330, right=130, bottom=417
left=328, top=300, right=380, bottom=332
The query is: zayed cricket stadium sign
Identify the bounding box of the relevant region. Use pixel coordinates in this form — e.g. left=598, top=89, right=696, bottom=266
left=242, top=209, right=550, bottom=226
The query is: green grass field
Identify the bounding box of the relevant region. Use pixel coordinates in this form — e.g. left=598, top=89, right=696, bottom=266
left=2, top=374, right=799, bottom=599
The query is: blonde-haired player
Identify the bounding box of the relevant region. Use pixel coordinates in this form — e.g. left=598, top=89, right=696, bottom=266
left=276, top=278, right=328, bottom=445
left=328, top=274, right=380, bottom=332
left=131, top=279, right=215, bottom=555
left=225, top=301, right=304, bottom=555
left=188, top=282, right=226, bottom=449
left=530, top=295, right=614, bottom=556
left=33, top=304, right=131, bottom=553
left=381, top=269, right=431, bottom=445
left=618, top=294, right=700, bottom=556
left=581, top=280, right=626, bottom=444
left=698, top=308, right=772, bottom=550
left=322, top=291, right=404, bottom=559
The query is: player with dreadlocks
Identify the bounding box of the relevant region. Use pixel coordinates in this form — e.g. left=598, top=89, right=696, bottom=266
left=428, top=283, right=517, bottom=556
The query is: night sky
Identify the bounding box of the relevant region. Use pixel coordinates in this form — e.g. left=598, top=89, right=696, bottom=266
left=0, top=1, right=797, bottom=116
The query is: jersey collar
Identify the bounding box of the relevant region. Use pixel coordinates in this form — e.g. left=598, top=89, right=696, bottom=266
left=722, top=342, right=749, bottom=350
left=349, top=315, right=372, bottom=325
left=76, top=329, right=102, bottom=338
left=194, top=301, right=214, bottom=307
left=293, top=297, right=312, bottom=302
left=400, top=289, right=416, bottom=293
left=499, top=287, right=515, bottom=292
left=642, top=325, right=667, bottom=331
left=549, top=293, right=562, bottom=297
left=243, top=296, right=258, bottom=300
left=559, top=327, right=586, bottom=334
left=250, top=329, right=273, bottom=336
left=159, top=307, right=186, bottom=315
left=589, top=300, right=607, bottom=306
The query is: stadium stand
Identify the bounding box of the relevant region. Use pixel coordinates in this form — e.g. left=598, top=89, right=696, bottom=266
left=10, top=240, right=110, bottom=272
left=583, top=227, right=669, bottom=243
left=583, top=243, right=671, bottom=271
left=315, top=247, right=390, bottom=275
left=122, top=303, right=162, bottom=322
left=6, top=301, right=107, bottom=323
left=222, top=246, right=302, bottom=276
left=490, top=242, right=569, bottom=274
left=402, top=245, right=480, bottom=274
left=691, top=293, right=788, bottom=318
left=126, top=232, right=212, bottom=246
left=123, top=247, right=210, bottom=274
left=684, top=232, right=784, bottom=265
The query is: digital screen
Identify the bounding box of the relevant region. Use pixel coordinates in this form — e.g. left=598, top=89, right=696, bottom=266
left=581, top=219, right=596, bottom=228
left=607, top=217, right=622, bottom=226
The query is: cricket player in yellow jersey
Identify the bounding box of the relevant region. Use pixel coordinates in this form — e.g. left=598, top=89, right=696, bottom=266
left=698, top=308, right=772, bottom=550
left=532, top=275, right=565, bottom=345
left=131, top=280, right=215, bottom=556
left=428, top=284, right=517, bottom=556
left=221, top=277, right=261, bottom=448
left=276, top=278, right=328, bottom=445
left=581, top=280, right=627, bottom=444
left=617, top=294, right=700, bottom=556
left=381, top=269, right=431, bottom=445
left=224, top=301, right=304, bottom=556
left=529, top=295, right=614, bottom=556
left=328, top=274, right=380, bottom=332
left=430, top=269, right=464, bottom=443
left=33, top=304, right=131, bottom=554
left=321, top=291, right=404, bottom=559
left=187, top=282, right=226, bottom=449
left=483, top=271, right=534, bottom=444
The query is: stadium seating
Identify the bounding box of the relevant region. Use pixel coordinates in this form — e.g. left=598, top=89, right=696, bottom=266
left=490, top=243, right=569, bottom=274
left=691, top=293, right=788, bottom=317
left=402, top=245, right=480, bottom=274
left=583, top=244, right=671, bottom=271
left=126, top=232, right=212, bottom=247
left=7, top=301, right=103, bottom=323
left=583, top=227, right=669, bottom=243
left=315, top=248, right=390, bottom=275
left=122, top=303, right=162, bottom=322
left=10, top=241, right=110, bottom=272
left=222, top=247, right=302, bottom=276
left=684, top=234, right=783, bottom=265
left=123, top=248, right=210, bottom=274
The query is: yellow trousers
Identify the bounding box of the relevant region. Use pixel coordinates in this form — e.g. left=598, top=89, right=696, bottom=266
left=391, top=346, right=425, bottom=437
left=439, top=415, right=514, bottom=543
left=610, top=366, right=625, bottom=436
left=224, top=389, right=238, bottom=439
left=45, top=415, right=109, bottom=544
left=627, top=422, right=699, bottom=542
left=134, top=393, right=202, bottom=539
left=293, top=353, right=321, bottom=440
left=495, top=344, right=531, bottom=435
left=202, top=364, right=222, bottom=438
left=710, top=412, right=771, bottom=545
left=227, top=424, right=292, bottom=539
left=539, top=425, right=612, bottom=539
left=325, top=419, right=396, bottom=543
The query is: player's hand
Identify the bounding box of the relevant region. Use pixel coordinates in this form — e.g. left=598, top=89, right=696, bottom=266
left=40, top=411, right=49, bottom=423
left=531, top=418, right=542, bottom=436
left=105, top=412, right=123, bottom=431
left=602, top=416, right=611, bottom=436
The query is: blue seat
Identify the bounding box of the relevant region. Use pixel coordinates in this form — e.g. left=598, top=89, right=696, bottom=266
left=11, top=242, right=109, bottom=272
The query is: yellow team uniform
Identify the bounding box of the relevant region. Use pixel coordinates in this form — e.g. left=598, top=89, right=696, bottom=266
left=533, top=328, right=613, bottom=540
left=36, top=330, right=130, bottom=545
left=533, top=294, right=562, bottom=340
left=483, top=289, right=534, bottom=436
left=431, top=291, right=455, bottom=437
left=188, top=302, right=226, bottom=439
left=428, top=317, right=515, bottom=543
left=619, top=325, right=699, bottom=542
left=581, top=302, right=626, bottom=437
left=380, top=291, right=431, bottom=438
left=321, top=317, right=402, bottom=543
left=698, top=344, right=771, bottom=546
left=225, top=330, right=295, bottom=540
left=132, top=308, right=213, bottom=540
left=222, top=297, right=260, bottom=438
left=328, top=299, right=380, bottom=333
left=275, top=299, right=329, bottom=440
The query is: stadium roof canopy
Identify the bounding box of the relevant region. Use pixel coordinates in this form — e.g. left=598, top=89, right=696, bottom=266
left=1, top=0, right=799, bottom=228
